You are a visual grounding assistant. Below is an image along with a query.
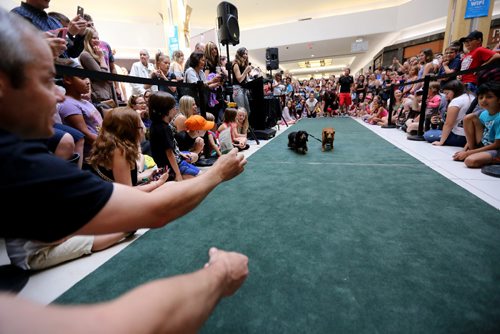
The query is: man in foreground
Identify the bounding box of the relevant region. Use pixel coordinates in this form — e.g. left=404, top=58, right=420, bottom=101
left=0, top=9, right=248, bottom=333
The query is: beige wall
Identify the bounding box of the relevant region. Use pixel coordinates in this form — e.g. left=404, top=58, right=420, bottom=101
left=444, top=0, right=495, bottom=50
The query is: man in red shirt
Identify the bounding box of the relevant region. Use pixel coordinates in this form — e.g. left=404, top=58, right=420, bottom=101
left=460, top=30, right=500, bottom=94
left=337, top=68, right=354, bottom=116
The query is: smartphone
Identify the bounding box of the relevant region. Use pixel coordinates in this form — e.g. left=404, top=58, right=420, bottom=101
left=57, top=28, right=68, bottom=39
left=77, top=6, right=84, bottom=17
left=151, top=168, right=165, bottom=181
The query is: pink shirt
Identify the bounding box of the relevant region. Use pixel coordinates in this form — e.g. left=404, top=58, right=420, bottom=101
left=426, top=94, right=441, bottom=109
left=377, top=107, right=388, bottom=118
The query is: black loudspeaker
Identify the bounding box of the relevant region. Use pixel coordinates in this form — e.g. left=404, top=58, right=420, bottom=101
left=254, top=128, right=277, bottom=140
left=266, top=47, right=279, bottom=70
left=217, top=2, right=239, bottom=46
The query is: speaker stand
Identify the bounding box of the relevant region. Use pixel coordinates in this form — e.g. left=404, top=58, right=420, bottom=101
left=248, top=126, right=260, bottom=145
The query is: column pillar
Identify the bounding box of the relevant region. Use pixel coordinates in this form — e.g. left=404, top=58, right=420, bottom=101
left=159, top=0, right=189, bottom=56
left=443, top=0, right=494, bottom=50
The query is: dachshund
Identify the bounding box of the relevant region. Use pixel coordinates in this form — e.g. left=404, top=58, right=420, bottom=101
left=322, top=127, right=335, bottom=152
left=288, top=130, right=308, bottom=154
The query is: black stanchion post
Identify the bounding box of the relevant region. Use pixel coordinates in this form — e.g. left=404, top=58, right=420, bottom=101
left=197, top=80, right=207, bottom=118
left=381, top=85, right=396, bottom=129
left=225, top=43, right=232, bottom=87
left=407, top=74, right=430, bottom=141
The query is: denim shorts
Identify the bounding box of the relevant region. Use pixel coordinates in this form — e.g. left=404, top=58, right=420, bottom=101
left=179, top=160, right=200, bottom=176
left=485, top=149, right=500, bottom=159
left=444, top=132, right=467, bottom=147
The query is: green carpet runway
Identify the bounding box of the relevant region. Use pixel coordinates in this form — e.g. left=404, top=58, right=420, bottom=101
left=56, top=118, right=500, bottom=333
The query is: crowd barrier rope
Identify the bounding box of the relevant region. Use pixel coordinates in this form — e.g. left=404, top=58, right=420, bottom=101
left=56, top=60, right=498, bottom=131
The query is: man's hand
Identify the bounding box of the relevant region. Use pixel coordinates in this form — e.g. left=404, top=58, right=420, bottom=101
left=68, top=15, right=87, bottom=36
left=44, top=34, right=67, bottom=58
left=210, top=148, right=247, bottom=182
left=204, top=247, right=249, bottom=297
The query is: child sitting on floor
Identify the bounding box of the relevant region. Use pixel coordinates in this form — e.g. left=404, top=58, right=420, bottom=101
left=280, top=100, right=297, bottom=125
left=424, top=82, right=442, bottom=131
left=218, top=107, right=249, bottom=151
left=149, top=92, right=201, bottom=181
left=204, top=112, right=222, bottom=157
left=236, top=107, right=250, bottom=138
left=452, top=82, right=500, bottom=168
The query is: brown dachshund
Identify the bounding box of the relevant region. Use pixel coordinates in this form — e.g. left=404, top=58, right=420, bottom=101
left=322, top=127, right=335, bottom=152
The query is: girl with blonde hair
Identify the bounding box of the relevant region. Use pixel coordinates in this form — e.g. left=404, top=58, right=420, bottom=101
left=236, top=107, right=249, bottom=136
left=78, top=27, right=113, bottom=104
left=171, top=95, right=198, bottom=134
left=218, top=107, right=249, bottom=151
left=169, top=50, right=185, bottom=81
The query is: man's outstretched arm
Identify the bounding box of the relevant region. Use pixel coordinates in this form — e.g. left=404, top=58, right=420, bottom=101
left=0, top=248, right=249, bottom=334
left=76, top=148, right=247, bottom=236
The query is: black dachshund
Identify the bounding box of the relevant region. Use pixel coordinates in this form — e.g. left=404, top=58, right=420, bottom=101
left=288, top=130, right=308, bottom=154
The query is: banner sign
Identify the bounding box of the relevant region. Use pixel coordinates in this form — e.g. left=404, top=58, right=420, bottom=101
left=168, top=25, right=179, bottom=55
left=465, top=0, right=490, bottom=19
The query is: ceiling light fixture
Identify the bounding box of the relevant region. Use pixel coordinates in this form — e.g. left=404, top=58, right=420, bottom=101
left=298, top=58, right=333, bottom=69
left=291, top=64, right=346, bottom=74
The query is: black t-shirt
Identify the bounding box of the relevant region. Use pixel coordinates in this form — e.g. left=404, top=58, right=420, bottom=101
left=149, top=121, right=178, bottom=169
left=205, top=62, right=217, bottom=74
left=233, top=63, right=247, bottom=85
left=338, top=75, right=354, bottom=93
left=0, top=129, right=113, bottom=242
left=323, top=90, right=336, bottom=108
left=175, top=131, right=197, bottom=152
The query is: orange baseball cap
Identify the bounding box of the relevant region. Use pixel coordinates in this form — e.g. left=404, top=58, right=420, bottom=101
left=185, top=115, right=214, bottom=131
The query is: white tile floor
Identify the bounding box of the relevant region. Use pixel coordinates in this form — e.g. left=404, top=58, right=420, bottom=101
left=2, top=116, right=499, bottom=305
left=354, top=118, right=500, bottom=210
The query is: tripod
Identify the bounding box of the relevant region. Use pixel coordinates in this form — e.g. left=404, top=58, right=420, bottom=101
left=224, top=43, right=260, bottom=145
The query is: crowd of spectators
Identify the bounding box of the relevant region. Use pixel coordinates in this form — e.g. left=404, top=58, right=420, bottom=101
left=267, top=31, right=499, bottom=169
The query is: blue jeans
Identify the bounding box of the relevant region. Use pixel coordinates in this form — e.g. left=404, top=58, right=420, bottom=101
left=232, top=85, right=251, bottom=115
left=179, top=160, right=200, bottom=176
